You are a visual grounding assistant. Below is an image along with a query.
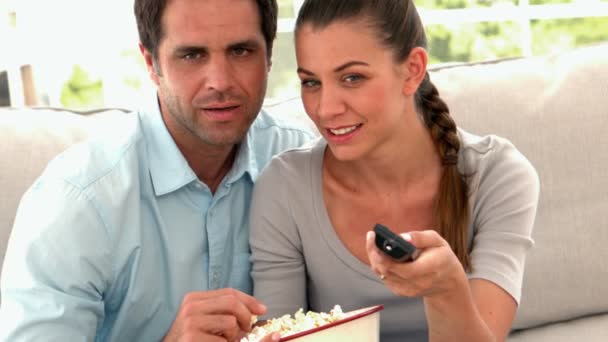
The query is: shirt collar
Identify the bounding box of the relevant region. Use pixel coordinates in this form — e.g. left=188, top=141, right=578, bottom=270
left=140, top=94, right=260, bottom=196
left=140, top=94, right=197, bottom=196
left=223, top=128, right=259, bottom=186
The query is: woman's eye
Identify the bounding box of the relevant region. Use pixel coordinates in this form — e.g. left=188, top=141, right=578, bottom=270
left=343, top=74, right=364, bottom=83
left=301, top=79, right=320, bottom=88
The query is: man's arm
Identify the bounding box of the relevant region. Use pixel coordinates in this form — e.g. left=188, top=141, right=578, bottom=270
left=0, top=179, right=112, bottom=341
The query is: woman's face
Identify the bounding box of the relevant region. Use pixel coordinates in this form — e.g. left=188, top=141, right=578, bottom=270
left=296, top=20, right=415, bottom=161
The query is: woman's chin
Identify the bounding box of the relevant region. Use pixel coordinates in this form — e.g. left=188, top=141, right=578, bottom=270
left=326, top=144, right=364, bottom=162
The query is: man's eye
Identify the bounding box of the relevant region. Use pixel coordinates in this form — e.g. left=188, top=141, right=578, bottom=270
left=232, top=48, right=251, bottom=56
left=182, top=52, right=201, bottom=60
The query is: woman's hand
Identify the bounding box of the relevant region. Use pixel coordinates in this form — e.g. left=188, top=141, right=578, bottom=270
left=367, top=230, right=508, bottom=341
left=365, top=230, right=468, bottom=299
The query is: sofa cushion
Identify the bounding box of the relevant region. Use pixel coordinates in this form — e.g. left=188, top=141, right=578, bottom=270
left=0, top=108, right=129, bottom=303
left=507, top=313, right=608, bottom=342
left=428, top=43, right=608, bottom=329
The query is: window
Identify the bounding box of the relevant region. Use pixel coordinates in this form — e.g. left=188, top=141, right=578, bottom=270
left=1, top=0, right=606, bottom=109
left=267, top=0, right=608, bottom=102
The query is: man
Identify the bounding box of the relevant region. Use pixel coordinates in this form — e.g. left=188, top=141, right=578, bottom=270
left=0, top=0, right=312, bottom=341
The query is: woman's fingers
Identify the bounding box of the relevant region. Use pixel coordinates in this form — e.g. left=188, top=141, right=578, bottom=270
left=365, top=231, right=390, bottom=277
left=366, top=229, right=455, bottom=294
left=404, top=230, right=446, bottom=249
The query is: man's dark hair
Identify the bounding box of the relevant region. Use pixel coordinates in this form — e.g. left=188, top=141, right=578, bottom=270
left=134, top=0, right=278, bottom=61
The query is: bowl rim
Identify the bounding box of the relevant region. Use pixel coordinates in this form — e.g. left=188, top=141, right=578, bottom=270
left=278, top=304, right=384, bottom=342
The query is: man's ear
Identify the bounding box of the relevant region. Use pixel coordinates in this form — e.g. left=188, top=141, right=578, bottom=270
left=139, top=43, right=161, bottom=86
left=401, top=47, right=428, bottom=96
left=267, top=51, right=273, bottom=72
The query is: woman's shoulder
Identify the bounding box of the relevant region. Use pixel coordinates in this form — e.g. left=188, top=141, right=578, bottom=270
left=262, top=137, right=323, bottom=171
left=458, top=128, right=514, bottom=155
left=458, top=127, right=539, bottom=197
left=458, top=128, right=534, bottom=174
left=256, top=137, right=324, bottom=183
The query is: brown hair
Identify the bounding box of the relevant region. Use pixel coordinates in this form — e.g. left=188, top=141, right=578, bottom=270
left=134, top=0, right=278, bottom=61
left=296, top=0, right=471, bottom=270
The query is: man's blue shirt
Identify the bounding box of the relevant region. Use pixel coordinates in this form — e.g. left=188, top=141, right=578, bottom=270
left=0, top=97, right=313, bottom=341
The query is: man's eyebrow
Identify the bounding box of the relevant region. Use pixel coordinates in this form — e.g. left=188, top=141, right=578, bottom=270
left=228, top=39, right=263, bottom=50
left=297, top=61, right=370, bottom=75
left=172, top=39, right=262, bottom=55
left=173, top=45, right=207, bottom=55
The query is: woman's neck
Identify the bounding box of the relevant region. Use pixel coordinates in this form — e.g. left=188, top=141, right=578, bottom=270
left=324, top=117, right=442, bottom=197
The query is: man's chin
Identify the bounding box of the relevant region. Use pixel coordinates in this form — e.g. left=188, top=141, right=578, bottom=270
left=198, top=129, right=250, bottom=147
left=194, top=113, right=257, bottom=145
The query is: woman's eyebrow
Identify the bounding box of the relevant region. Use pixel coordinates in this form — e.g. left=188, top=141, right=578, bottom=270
left=333, top=61, right=369, bottom=73
left=297, top=61, right=369, bottom=76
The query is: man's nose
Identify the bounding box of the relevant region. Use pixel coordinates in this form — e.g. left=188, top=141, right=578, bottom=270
left=205, top=56, right=234, bottom=92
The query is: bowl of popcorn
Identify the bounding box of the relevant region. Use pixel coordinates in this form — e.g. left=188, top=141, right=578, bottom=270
left=241, top=304, right=384, bottom=342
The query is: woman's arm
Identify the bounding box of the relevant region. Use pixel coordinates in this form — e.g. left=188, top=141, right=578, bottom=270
left=367, top=230, right=512, bottom=341
left=367, top=138, right=539, bottom=341
left=249, top=157, right=308, bottom=318
left=423, top=277, right=515, bottom=342
left=424, top=138, right=540, bottom=341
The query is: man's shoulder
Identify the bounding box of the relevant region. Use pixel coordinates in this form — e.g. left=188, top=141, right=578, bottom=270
left=42, top=113, right=145, bottom=191
left=245, top=110, right=317, bottom=164
left=252, top=109, right=317, bottom=140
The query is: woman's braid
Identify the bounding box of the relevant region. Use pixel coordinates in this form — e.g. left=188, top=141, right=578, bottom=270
left=416, top=72, right=471, bottom=270
left=417, top=73, right=459, bottom=166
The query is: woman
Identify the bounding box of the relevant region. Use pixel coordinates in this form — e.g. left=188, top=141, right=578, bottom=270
left=249, top=0, right=539, bottom=340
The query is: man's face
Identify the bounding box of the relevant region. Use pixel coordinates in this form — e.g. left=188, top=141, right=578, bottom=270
left=144, top=0, right=270, bottom=149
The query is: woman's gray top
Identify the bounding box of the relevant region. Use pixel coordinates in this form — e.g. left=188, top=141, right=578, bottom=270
left=249, top=129, right=539, bottom=341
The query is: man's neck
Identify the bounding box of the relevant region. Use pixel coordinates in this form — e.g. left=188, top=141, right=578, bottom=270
left=182, top=143, right=239, bottom=194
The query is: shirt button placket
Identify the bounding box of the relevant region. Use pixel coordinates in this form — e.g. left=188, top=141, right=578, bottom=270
left=212, top=271, right=220, bottom=288
left=207, top=201, right=220, bottom=289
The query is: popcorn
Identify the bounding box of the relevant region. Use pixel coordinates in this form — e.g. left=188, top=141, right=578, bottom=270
left=241, top=305, right=345, bottom=342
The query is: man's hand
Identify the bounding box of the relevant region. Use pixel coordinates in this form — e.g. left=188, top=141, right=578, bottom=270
left=162, top=288, right=276, bottom=342
left=254, top=332, right=281, bottom=342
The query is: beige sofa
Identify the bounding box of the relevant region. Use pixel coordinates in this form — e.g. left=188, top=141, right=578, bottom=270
left=1, top=43, right=607, bottom=340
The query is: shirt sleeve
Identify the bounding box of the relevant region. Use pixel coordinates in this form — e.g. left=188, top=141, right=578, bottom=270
left=0, top=178, right=113, bottom=341
left=249, top=155, right=308, bottom=318
left=467, top=140, right=540, bottom=305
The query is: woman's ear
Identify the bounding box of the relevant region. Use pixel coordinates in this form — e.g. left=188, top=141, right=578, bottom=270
left=401, top=47, right=428, bottom=96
